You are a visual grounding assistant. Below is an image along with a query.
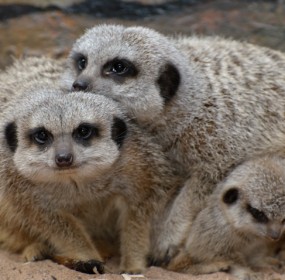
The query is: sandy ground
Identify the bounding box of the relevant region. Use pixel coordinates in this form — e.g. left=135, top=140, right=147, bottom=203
left=1, top=249, right=285, bottom=280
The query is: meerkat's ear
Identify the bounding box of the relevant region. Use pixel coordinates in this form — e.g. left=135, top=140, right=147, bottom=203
left=111, top=117, right=128, bottom=148
left=4, top=122, right=18, bottom=152
left=223, top=188, right=239, bottom=205
left=157, top=63, right=180, bottom=102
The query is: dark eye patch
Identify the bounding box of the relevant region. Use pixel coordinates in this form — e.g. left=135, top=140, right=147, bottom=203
left=28, top=127, right=53, bottom=148
left=157, top=63, right=180, bottom=102
left=73, top=123, right=99, bottom=145
left=5, top=122, right=18, bottom=153
left=72, top=53, right=88, bottom=72
left=102, top=58, right=138, bottom=81
left=247, top=204, right=269, bottom=223
left=222, top=188, right=239, bottom=205
left=111, top=117, right=128, bottom=148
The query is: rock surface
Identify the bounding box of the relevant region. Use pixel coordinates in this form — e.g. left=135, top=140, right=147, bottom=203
left=1, top=0, right=285, bottom=279
left=0, top=0, right=285, bottom=69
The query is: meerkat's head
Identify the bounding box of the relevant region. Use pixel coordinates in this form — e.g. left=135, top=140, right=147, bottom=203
left=3, top=89, right=128, bottom=185
left=61, top=24, right=186, bottom=124
left=220, top=157, right=285, bottom=242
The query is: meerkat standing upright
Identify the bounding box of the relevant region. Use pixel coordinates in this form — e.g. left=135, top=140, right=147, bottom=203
left=61, top=24, right=285, bottom=260
left=167, top=155, right=285, bottom=279
left=0, top=85, right=181, bottom=274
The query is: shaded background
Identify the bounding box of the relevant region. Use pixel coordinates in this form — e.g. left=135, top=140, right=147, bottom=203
left=0, top=0, right=285, bottom=70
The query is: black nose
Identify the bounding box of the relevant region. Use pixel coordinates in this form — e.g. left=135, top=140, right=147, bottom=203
left=55, top=153, right=73, bottom=168
left=72, top=80, right=88, bottom=91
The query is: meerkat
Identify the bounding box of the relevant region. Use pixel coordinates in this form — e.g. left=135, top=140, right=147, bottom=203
left=166, top=155, right=285, bottom=280
left=0, top=56, right=64, bottom=110
left=0, top=86, right=182, bottom=274
left=61, top=24, right=285, bottom=261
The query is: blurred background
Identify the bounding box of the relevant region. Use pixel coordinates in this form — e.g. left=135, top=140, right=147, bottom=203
left=0, top=0, right=284, bottom=69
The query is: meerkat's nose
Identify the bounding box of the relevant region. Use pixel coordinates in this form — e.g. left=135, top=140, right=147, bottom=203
left=267, top=227, right=282, bottom=241
left=72, top=80, right=88, bottom=91
left=55, top=153, right=73, bottom=168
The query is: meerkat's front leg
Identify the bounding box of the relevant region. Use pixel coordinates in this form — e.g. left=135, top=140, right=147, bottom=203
left=119, top=207, right=151, bottom=274
left=22, top=242, right=52, bottom=262
left=152, top=174, right=214, bottom=264
left=46, top=211, right=105, bottom=274
left=22, top=210, right=105, bottom=274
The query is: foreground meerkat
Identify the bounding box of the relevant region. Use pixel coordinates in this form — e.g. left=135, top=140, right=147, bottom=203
left=167, top=155, right=285, bottom=280
left=61, top=24, right=285, bottom=260
left=0, top=87, right=181, bottom=274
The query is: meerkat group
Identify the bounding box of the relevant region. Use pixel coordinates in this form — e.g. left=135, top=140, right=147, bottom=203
left=2, top=24, right=285, bottom=277
left=61, top=24, right=285, bottom=262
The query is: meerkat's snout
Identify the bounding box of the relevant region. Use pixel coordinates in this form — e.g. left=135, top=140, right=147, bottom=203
left=55, top=152, right=73, bottom=168
left=266, top=223, right=283, bottom=241
left=54, top=138, right=74, bottom=168
left=72, top=79, right=89, bottom=91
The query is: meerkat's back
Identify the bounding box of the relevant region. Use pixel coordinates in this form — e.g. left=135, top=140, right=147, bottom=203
left=0, top=56, right=64, bottom=111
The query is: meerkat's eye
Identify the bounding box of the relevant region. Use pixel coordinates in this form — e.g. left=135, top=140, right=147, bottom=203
left=112, top=61, right=128, bottom=74
left=77, top=125, right=93, bottom=139
left=282, top=218, right=285, bottom=225
left=30, top=128, right=53, bottom=146
left=77, top=56, right=87, bottom=71
left=247, top=204, right=269, bottom=223
left=102, top=58, right=138, bottom=78
left=73, top=54, right=87, bottom=71
left=73, top=123, right=99, bottom=142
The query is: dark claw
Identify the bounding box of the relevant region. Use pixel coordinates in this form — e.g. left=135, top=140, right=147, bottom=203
left=147, top=255, right=170, bottom=267
left=147, top=248, right=175, bottom=268
left=163, top=251, right=173, bottom=266
left=147, top=255, right=162, bottom=267
left=52, top=256, right=105, bottom=274
left=73, top=260, right=105, bottom=274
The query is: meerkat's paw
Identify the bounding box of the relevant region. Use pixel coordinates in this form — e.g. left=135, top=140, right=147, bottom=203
left=262, top=256, right=285, bottom=274
left=149, top=245, right=179, bottom=267
left=167, top=253, right=231, bottom=275
left=120, top=259, right=146, bottom=274
left=22, top=242, right=51, bottom=262
left=249, top=256, right=285, bottom=274
left=52, top=256, right=105, bottom=274
left=120, top=268, right=145, bottom=275
left=230, top=266, right=266, bottom=280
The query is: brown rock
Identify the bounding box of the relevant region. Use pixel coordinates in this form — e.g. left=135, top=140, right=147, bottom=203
left=122, top=0, right=173, bottom=4
left=0, top=0, right=82, bottom=8
left=1, top=1, right=285, bottom=69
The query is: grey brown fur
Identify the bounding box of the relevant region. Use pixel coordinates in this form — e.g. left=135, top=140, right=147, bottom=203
left=0, top=56, right=65, bottom=110
left=61, top=24, right=285, bottom=260
left=0, top=82, right=181, bottom=274
left=168, top=155, right=285, bottom=279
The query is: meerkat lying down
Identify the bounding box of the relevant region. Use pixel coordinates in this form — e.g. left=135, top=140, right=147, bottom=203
left=61, top=24, right=285, bottom=261
left=167, top=155, right=285, bottom=280
left=0, top=86, right=181, bottom=274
